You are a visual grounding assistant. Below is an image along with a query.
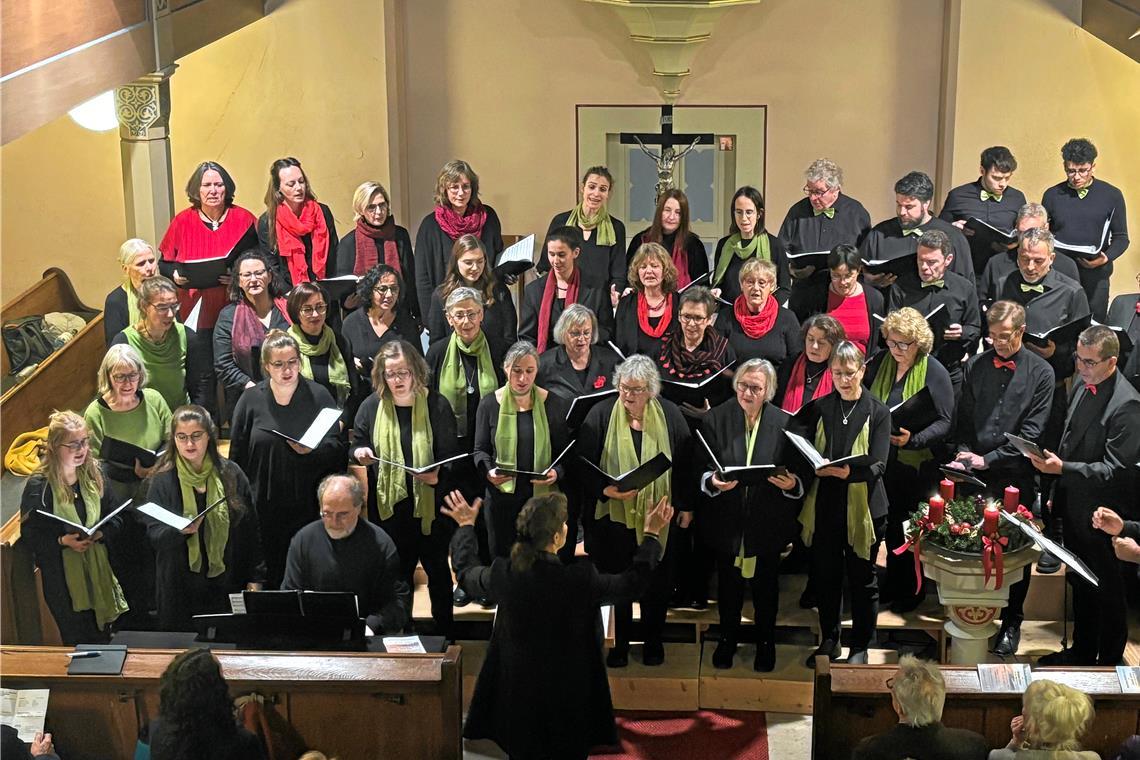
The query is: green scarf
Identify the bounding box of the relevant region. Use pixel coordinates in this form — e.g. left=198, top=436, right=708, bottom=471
left=870, top=354, right=931, bottom=469
left=438, top=331, right=497, bottom=432
left=289, top=325, right=351, bottom=403
left=122, top=282, right=143, bottom=327
left=494, top=386, right=552, bottom=496
left=373, top=392, right=435, bottom=535
left=596, top=398, right=672, bottom=549
left=124, top=322, right=188, bottom=412
left=51, top=473, right=129, bottom=629
left=712, top=233, right=770, bottom=286
left=565, top=202, right=616, bottom=247
left=733, top=411, right=763, bottom=579
left=175, top=455, right=230, bottom=578
left=797, top=414, right=876, bottom=561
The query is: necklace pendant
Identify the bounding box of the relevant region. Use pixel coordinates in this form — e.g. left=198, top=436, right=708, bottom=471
left=466, top=385, right=475, bottom=394
left=843, top=417, right=849, bottom=425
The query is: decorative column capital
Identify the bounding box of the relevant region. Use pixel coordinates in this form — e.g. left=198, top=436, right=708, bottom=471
left=115, top=65, right=177, bottom=140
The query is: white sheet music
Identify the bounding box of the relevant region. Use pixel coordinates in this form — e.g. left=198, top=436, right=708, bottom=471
left=0, top=688, right=49, bottom=742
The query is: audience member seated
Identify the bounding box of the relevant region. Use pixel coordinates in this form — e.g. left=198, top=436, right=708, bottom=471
left=147, top=648, right=266, bottom=760
left=281, top=473, right=411, bottom=635
left=988, top=679, right=1100, bottom=760
left=103, top=238, right=158, bottom=345
left=0, top=725, right=58, bottom=760
left=851, top=654, right=988, bottom=760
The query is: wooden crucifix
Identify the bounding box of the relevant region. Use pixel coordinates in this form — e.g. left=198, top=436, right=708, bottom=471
left=620, top=104, right=714, bottom=199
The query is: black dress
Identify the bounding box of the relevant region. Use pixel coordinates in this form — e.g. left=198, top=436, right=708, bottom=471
left=145, top=460, right=266, bottom=631
left=257, top=204, right=338, bottom=287
left=334, top=224, right=420, bottom=325
left=228, top=377, right=346, bottom=588
left=352, top=390, right=459, bottom=635
left=536, top=344, right=621, bottom=404
left=544, top=210, right=627, bottom=294
left=473, top=390, right=571, bottom=557
left=103, top=287, right=131, bottom=346
left=414, top=207, right=505, bottom=325
left=613, top=292, right=678, bottom=359
left=19, top=475, right=125, bottom=644
left=426, top=281, right=517, bottom=349
left=453, top=523, right=661, bottom=759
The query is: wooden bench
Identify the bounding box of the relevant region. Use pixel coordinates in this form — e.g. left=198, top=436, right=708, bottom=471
left=1, top=267, right=104, bottom=472
left=0, top=645, right=464, bottom=760
left=813, top=658, right=1140, bottom=758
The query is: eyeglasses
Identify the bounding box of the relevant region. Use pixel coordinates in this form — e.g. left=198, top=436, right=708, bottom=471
left=384, top=370, right=412, bottom=381
left=1064, top=166, right=1093, bottom=176
left=175, top=431, right=208, bottom=444
left=448, top=309, right=481, bottom=323
left=447, top=183, right=472, bottom=194
left=885, top=339, right=915, bottom=351
left=373, top=285, right=399, bottom=295
left=1074, top=355, right=1110, bottom=369
left=567, top=329, right=593, bottom=340
left=59, top=438, right=90, bottom=452
left=829, top=270, right=858, bottom=282
left=268, top=358, right=300, bottom=370
left=803, top=185, right=835, bottom=199
left=149, top=302, right=179, bottom=315
left=679, top=313, right=708, bottom=324
left=737, top=382, right=765, bottom=396
left=990, top=330, right=1022, bottom=344
left=742, top=278, right=774, bottom=289
left=299, top=304, right=328, bottom=317
left=618, top=383, right=649, bottom=396
left=365, top=202, right=388, bottom=214
left=111, top=372, right=140, bottom=384
left=239, top=269, right=267, bottom=280
left=831, top=369, right=860, bottom=380
left=320, top=510, right=356, bottom=522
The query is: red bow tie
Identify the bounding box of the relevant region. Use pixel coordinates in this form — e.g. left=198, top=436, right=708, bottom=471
left=1085, top=383, right=1098, bottom=395
left=1134, top=301, right=1140, bottom=314
left=993, top=358, right=1016, bottom=371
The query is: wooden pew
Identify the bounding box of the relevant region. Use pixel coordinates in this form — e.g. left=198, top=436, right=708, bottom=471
left=813, top=658, right=1140, bottom=759
left=1, top=268, right=104, bottom=472
left=0, top=511, right=62, bottom=646
left=0, top=645, right=464, bottom=760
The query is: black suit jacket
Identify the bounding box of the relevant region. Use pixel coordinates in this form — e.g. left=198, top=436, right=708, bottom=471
left=851, top=722, right=989, bottom=760
left=518, top=275, right=614, bottom=349
left=536, top=344, right=621, bottom=405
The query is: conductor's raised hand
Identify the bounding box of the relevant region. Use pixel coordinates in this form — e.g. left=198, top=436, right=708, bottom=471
left=442, top=490, right=482, bottom=527
left=643, top=495, right=674, bottom=536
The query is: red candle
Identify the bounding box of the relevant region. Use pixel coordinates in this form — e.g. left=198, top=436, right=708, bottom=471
left=1003, top=486, right=1020, bottom=513
left=939, top=478, right=954, bottom=501
left=983, top=505, right=1000, bottom=534
left=927, top=495, right=945, bottom=525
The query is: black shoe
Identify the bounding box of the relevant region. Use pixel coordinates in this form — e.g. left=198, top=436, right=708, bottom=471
left=1039, top=647, right=1095, bottom=666
left=712, top=639, right=737, bottom=669
left=1036, top=551, right=1061, bottom=574
left=606, top=646, right=629, bottom=668
left=798, top=588, right=817, bottom=609
left=754, top=641, right=776, bottom=672
left=992, top=621, right=1021, bottom=656
left=642, top=641, right=665, bottom=666
left=452, top=587, right=471, bottom=607
left=477, top=596, right=495, bottom=609
left=845, top=648, right=869, bottom=665
left=805, top=638, right=841, bottom=668
left=689, top=598, right=708, bottom=611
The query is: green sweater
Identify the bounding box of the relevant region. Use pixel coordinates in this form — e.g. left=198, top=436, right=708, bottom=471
left=84, top=388, right=172, bottom=474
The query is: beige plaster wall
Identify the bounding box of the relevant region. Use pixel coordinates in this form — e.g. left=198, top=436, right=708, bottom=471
left=945, top=0, right=1140, bottom=293
left=400, top=0, right=945, bottom=242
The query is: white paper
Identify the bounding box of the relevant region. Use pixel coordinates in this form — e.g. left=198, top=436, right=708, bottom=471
left=36, top=500, right=131, bottom=537
left=1054, top=211, right=1113, bottom=256
left=374, top=452, right=470, bottom=475
left=977, top=663, right=1032, bottom=693
left=601, top=605, right=613, bottom=641
left=383, top=635, right=427, bottom=654
left=784, top=431, right=826, bottom=471
left=137, top=503, right=195, bottom=531
left=183, top=298, right=203, bottom=332
left=0, top=688, right=49, bottom=742
left=228, top=593, right=247, bottom=615
left=785, top=249, right=829, bottom=260
left=274, top=407, right=342, bottom=450
left=497, top=234, right=535, bottom=267
left=1117, top=666, right=1140, bottom=693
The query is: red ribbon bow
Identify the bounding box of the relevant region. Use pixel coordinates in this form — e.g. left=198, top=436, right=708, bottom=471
left=1084, top=383, right=1097, bottom=395
left=982, top=533, right=1009, bottom=589
left=892, top=517, right=935, bottom=594
left=993, top=357, right=1016, bottom=371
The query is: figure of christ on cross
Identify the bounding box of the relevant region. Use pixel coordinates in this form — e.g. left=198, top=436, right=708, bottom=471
left=620, top=104, right=714, bottom=199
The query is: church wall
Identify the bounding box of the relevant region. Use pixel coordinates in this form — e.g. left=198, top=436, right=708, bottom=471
left=399, top=0, right=946, bottom=244
left=945, top=0, right=1140, bottom=295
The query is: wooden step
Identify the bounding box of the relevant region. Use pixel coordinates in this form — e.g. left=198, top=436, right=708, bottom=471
left=607, top=643, right=701, bottom=711
left=698, top=643, right=815, bottom=714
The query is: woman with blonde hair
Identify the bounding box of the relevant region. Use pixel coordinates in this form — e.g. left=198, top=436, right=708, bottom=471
left=334, top=181, right=418, bottom=323
left=989, top=679, right=1099, bottom=759
left=19, top=410, right=129, bottom=644
left=104, top=238, right=159, bottom=344
left=614, top=243, right=680, bottom=358
left=415, top=159, right=504, bottom=320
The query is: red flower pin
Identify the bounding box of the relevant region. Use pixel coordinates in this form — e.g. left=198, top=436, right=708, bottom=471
left=594, top=376, right=606, bottom=389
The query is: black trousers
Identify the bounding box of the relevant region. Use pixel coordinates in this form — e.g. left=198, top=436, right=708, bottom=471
left=154, top=553, right=228, bottom=632
left=716, top=551, right=779, bottom=643
left=185, top=326, right=219, bottom=421
left=558, top=480, right=585, bottom=564
left=591, top=515, right=675, bottom=649
left=380, top=505, right=454, bottom=637
left=1076, top=265, right=1110, bottom=323
left=883, top=458, right=927, bottom=606
left=1061, top=496, right=1128, bottom=663
left=670, top=521, right=713, bottom=603
left=811, top=493, right=886, bottom=649
left=485, top=490, right=530, bottom=560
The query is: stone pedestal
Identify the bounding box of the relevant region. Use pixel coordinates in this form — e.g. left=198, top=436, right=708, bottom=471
left=919, top=544, right=1040, bottom=664
left=115, top=65, right=177, bottom=245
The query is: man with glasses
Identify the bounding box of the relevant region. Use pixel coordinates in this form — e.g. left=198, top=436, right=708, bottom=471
left=282, top=473, right=410, bottom=635
left=949, top=300, right=1054, bottom=656
left=938, top=146, right=1028, bottom=277
left=778, top=158, right=872, bottom=318
left=1028, top=326, right=1140, bottom=665
left=860, top=172, right=974, bottom=295
left=1042, top=138, right=1130, bottom=322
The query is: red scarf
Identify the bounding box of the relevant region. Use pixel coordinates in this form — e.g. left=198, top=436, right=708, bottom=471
left=637, top=292, right=673, bottom=339
left=231, top=298, right=291, bottom=379
left=659, top=326, right=729, bottom=380
left=434, top=203, right=487, bottom=241
left=780, top=354, right=834, bottom=413
left=537, top=267, right=580, bottom=353
left=733, top=293, right=779, bottom=339
left=644, top=230, right=691, bottom=289
left=353, top=217, right=401, bottom=276
left=276, top=200, right=330, bottom=284
left=159, top=206, right=256, bottom=329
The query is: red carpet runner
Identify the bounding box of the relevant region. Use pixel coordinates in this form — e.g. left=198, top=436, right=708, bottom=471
left=591, top=710, right=769, bottom=759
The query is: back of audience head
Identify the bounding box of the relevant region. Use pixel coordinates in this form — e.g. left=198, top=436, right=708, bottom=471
left=154, top=648, right=238, bottom=758
left=1020, top=679, right=1094, bottom=751
left=889, top=654, right=945, bottom=728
